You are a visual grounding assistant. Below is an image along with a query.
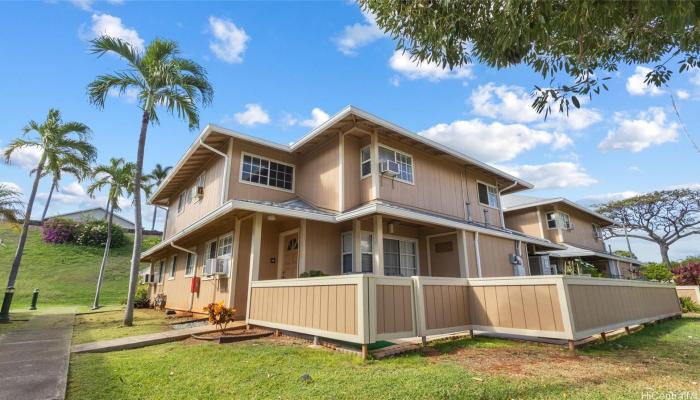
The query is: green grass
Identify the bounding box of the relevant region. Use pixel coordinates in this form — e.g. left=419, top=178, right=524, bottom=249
left=0, top=224, right=158, bottom=309
left=68, top=317, right=700, bottom=399
left=72, top=308, right=174, bottom=345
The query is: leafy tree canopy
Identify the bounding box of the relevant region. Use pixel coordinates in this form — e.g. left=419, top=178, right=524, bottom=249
left=360, top=0, right=700, bottom=116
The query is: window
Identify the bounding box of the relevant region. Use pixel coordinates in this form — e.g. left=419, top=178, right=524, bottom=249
left=378, top=146, right=413, bottom=183
left=592, top=224, right=603, bottom=240
left=241, top=153, right=294, bottom=191
left=177, top=192, right=186, bottom=213
left=341, top=232, right=353, bottom=273
left=360, top=232, right=373, bottom=272
left=360, top=146, right=371, bottom=178
left=204, top=240, right=217, bottom=275
left=185, top=251, right=197, bottom=277
left=384, top=238, right=418, bottom=277
left=546, top=211, right=573, bottom=230
left=157, top=260, right=165, bottom=283
left=477, top=182, right=500, bottom=208
left=218, top=235, right=233, bottom=258
left=169, top=256, right=177, bottom=279
left=191, top=173, right=205, bottom=202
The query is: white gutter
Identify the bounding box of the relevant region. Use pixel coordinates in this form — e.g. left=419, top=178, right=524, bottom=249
left=498, top=180, right=518, bottom=229
left=199, top=136, right=230, bottom=206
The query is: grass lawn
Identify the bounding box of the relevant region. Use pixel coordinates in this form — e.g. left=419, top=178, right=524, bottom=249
left=68, top=316, right=700, bottom=399
left=0, top=224, right=158, bottom=309
left=72, top=308, right=176, bottom=345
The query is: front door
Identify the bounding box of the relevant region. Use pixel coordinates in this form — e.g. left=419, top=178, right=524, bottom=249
left=281, top=233, right=299, bottom=279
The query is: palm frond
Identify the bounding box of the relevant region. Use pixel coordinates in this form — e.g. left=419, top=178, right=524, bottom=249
left=90, top=36, right=141, bottom=65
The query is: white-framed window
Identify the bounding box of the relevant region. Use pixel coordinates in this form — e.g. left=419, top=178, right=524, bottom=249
left=169, top=255, right=177, bottom=279
left=185, top=250, right=197, bottom=277
left=204, top=233, right=233, bottom=276
left=477, top=181, right=500, bottom=208
left=340, top=231, right=373, bottom=273
left=240, top=153, right=294, bottom=191
left=546, top=211, right=573, bottom=230
left=204, top=239, right=217, bottom=275
left=360, top=146, right=371, bottom=178
left=192, top=173, right=205, bottom=202
left=378, top=146, right=413, bottom=183
left=218, top=234, right=233, bottom=258
left=177, top=192, right=186, bottom=213
left=592, top=224, right=603, bottom=240
left=157, top=260, right=165, bottom=283
left=384, top=237, right=418, bottom=277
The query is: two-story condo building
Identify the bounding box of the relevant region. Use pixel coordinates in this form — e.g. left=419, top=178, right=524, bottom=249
left=140, top=106, right=565, bottom=317
left=502, top=195, right=641, bottom=279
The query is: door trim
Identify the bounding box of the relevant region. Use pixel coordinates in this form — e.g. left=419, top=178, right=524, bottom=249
left=277, top=228, right=300, bottom=279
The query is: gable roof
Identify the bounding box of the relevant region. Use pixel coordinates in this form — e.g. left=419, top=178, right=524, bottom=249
left=149, top=105, right=533, bottom=204
left=50, top=207, right=135, bottom=226
left=502, top=195, right=615, bottom=225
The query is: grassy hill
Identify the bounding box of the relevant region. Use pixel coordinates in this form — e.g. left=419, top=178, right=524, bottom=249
left=0, top=224, right=159, bottom=309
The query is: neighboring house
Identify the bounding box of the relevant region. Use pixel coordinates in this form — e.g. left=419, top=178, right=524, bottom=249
left=502, top=194, right=641, bottom=279
left=50, top=207, right=135, bottom=230
left=139, top=106, right=565, bottom=317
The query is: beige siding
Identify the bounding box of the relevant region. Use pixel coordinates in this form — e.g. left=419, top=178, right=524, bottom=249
left=468, top=284, right=564, bottom=332
left=305, top=220, right=342, bottom=276
left=343, top=135, right=362, bottom=210
left=297, top=135, right=340, bottom=211
left=559, top=206, right=607, bottom=251
left=567, top=283, right=680, bottom=333
left=478, top=234, right=519, bottom=277
left=375, top=285, right=414, bottom=334
left=465, top=170, right=503, bottom=227
left=423, top=284, right=470, bottom=330
left=249, top=284, right=357, bottom=335
left=676, top=287, right=700, bottom=303
left=504, top=209, right=542, bottom=238
left=163, top=155, right=226, bottom=240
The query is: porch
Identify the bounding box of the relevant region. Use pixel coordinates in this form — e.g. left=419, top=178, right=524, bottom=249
left=247, top=274, right=681, bottom=356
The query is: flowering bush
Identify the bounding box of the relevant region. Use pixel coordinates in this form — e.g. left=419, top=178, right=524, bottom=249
left=42, top=218, right=78, bottom=244
left=74, top=219, right=125, bottom=248
left=203, top=302, right=236, bottom=334
left=672, top=262, right=700, bottom=286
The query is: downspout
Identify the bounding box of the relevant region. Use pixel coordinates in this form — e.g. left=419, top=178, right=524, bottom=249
left=171, top=243, right=198, bottom=311
left=498, top=180, right=518, bottom=229
left=199, top=137, right=230, bottom=206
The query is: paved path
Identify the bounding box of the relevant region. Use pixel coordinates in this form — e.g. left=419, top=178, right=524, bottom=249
left=72, top=320, right=245, bottom=354
left=0, top=311, right=75, bottom=400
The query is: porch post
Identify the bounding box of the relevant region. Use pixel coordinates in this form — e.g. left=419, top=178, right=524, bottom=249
left=474, top=232, right=482, bottom=277
left=227, top=217, right=241, bottom=309
left=338, top=132, right=345, bottom=212
left=457, top=230, right=469, bottom=278
left=373, top=215, right=384, bottom=276
left=299, top=219, right=307, bottom=274
left=245, top=213, right=263, bottom=321
left=353, top=219, right=362, bottom=273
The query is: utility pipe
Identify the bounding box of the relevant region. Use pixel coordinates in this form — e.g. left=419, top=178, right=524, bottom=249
left=170, top=243, right=198, bottom=311
left=199, top=137, right=230, bottom=206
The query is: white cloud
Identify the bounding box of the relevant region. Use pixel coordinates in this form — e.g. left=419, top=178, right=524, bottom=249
left=4, top=146, right=43, bottom=170
left=627, top=165, right=641, bottom=172
left=62, top=182, right=86, bottom=197
left=389, top=51, right=473, bottom=82
left=285, top=108, right=330, bottom=129
left=579, top=191, right=639, bottom=205
left=419, top=119, right=571, bottom=163
left=676, top=90, right=690, bottom=100
left=334, top=11, right=383, bottom=56
left=232, top=103, right=270, bottom=126
left=389, top=75, right=401, bottom=87
left=108, top=87, right=138, bottom=103
left=469, top=83, right=603, bottom=130
left=690, top=69, right=700, bottom=87
left=0, top=181, right=22, bottom=194
left=208, top=16, right=249, bottom=64
left=70, top=0, right=123, bottom=11
left=599, top=107, right=679, bottom=152
left=498, top=162, right=597, bottom=189
left=38, top=182, right=101, bottom=208
left=626, top=66, right=664, bottom=96
left=89, top=13, right=144, bottom=52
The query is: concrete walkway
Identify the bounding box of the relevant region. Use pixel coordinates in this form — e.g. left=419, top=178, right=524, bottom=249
left=72, top=320, right=246, bottom=354
left=0, top=311, right=75, bottom=400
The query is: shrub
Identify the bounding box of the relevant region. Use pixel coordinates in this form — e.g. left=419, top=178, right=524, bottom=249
left=641, top=262, right=673, bottom=282
left=74, top=219, right=125, bottom=248
left=672, top=262, right=700, bottom=286
left=134, top=284, right=150, bottom=308
left=679, top=296, right=700, bottom=313
left=141, top=235, right=162, bottom=251
left=203, top=302, right=236, bottom=334
left=42, top=218, right=78, bottom=244
left=299, top=270, right=326, bottom=278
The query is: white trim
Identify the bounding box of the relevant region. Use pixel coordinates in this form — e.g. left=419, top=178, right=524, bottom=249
left=382, top=233, right=420, bottom=277
left=373, top=215, right=384, bottom=276
left=476, top=180, right=501, bottom=209
left=277, top=228, right=300, bottom=279
left=339, top=133, right=345, bottom=212
left=377, top=143, right=415, bottom=185
left=370, top=131, right=380, bottom=199
left=245, top=213, right=263, bottom=319
left=199, top=136, right=230, bottom=205
left=299, top=219, right=307, bottom=274
left=353, top=220, right=362, bottom=273
left=360, top=144, right=371, bottom=179
left=457, top=230, right=469, bottom=278
left=227, top=217, right=241, bottom=308
left=239, top=151, right=296, bottom=193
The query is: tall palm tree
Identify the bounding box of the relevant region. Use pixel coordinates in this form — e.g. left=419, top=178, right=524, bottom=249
left=0, top=183, right=23, bottom=224
left=88, top=36, right=213, bottom=326
left=1, top=109, right=96, bottom=321
left=148, top=163, right=172, bottom=230
left=39, top=152, right=92, bottom=222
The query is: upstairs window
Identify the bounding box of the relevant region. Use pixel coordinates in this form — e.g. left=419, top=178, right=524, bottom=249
left=378, top=146, right=413, bottom=183
left=592, top=224, right=603, bottom=240
left=546, top=211, right=573, bottom=230
left=185, top=251, right=197, bottom=277
left=360, top=146, right=371, bottom=178
left=169, top=255, right=177, bottom=279
left=241, top=153, right=294, bottom=191
left=177, top=192, right=186, bottom=213
left=157, top=260, right=165, bottom=283
left=477, top=182, right=500, bottom=208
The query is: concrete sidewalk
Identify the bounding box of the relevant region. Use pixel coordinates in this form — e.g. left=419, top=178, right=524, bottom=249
left=0, top=311, right=75, bottom=400
left=72, top=320, right=246, bottom=354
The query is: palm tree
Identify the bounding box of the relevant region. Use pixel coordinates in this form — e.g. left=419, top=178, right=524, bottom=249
left=148, top=164, right=172, bottom=230
left=0, top=183, right=23, bottom=224
left=39, top=152, right=92, bottom=222
left=88, top=36, right=213, bottom=326
left=1, top=109, right=96, bottom=321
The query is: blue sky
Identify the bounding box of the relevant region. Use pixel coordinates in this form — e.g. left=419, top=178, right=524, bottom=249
left=1, top=1, right=699, bottom=262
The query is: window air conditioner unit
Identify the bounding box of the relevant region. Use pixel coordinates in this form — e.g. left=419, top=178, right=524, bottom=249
left=379, top=160, right=400, bottom=177
left=213, top=258, right=229, bottom=276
